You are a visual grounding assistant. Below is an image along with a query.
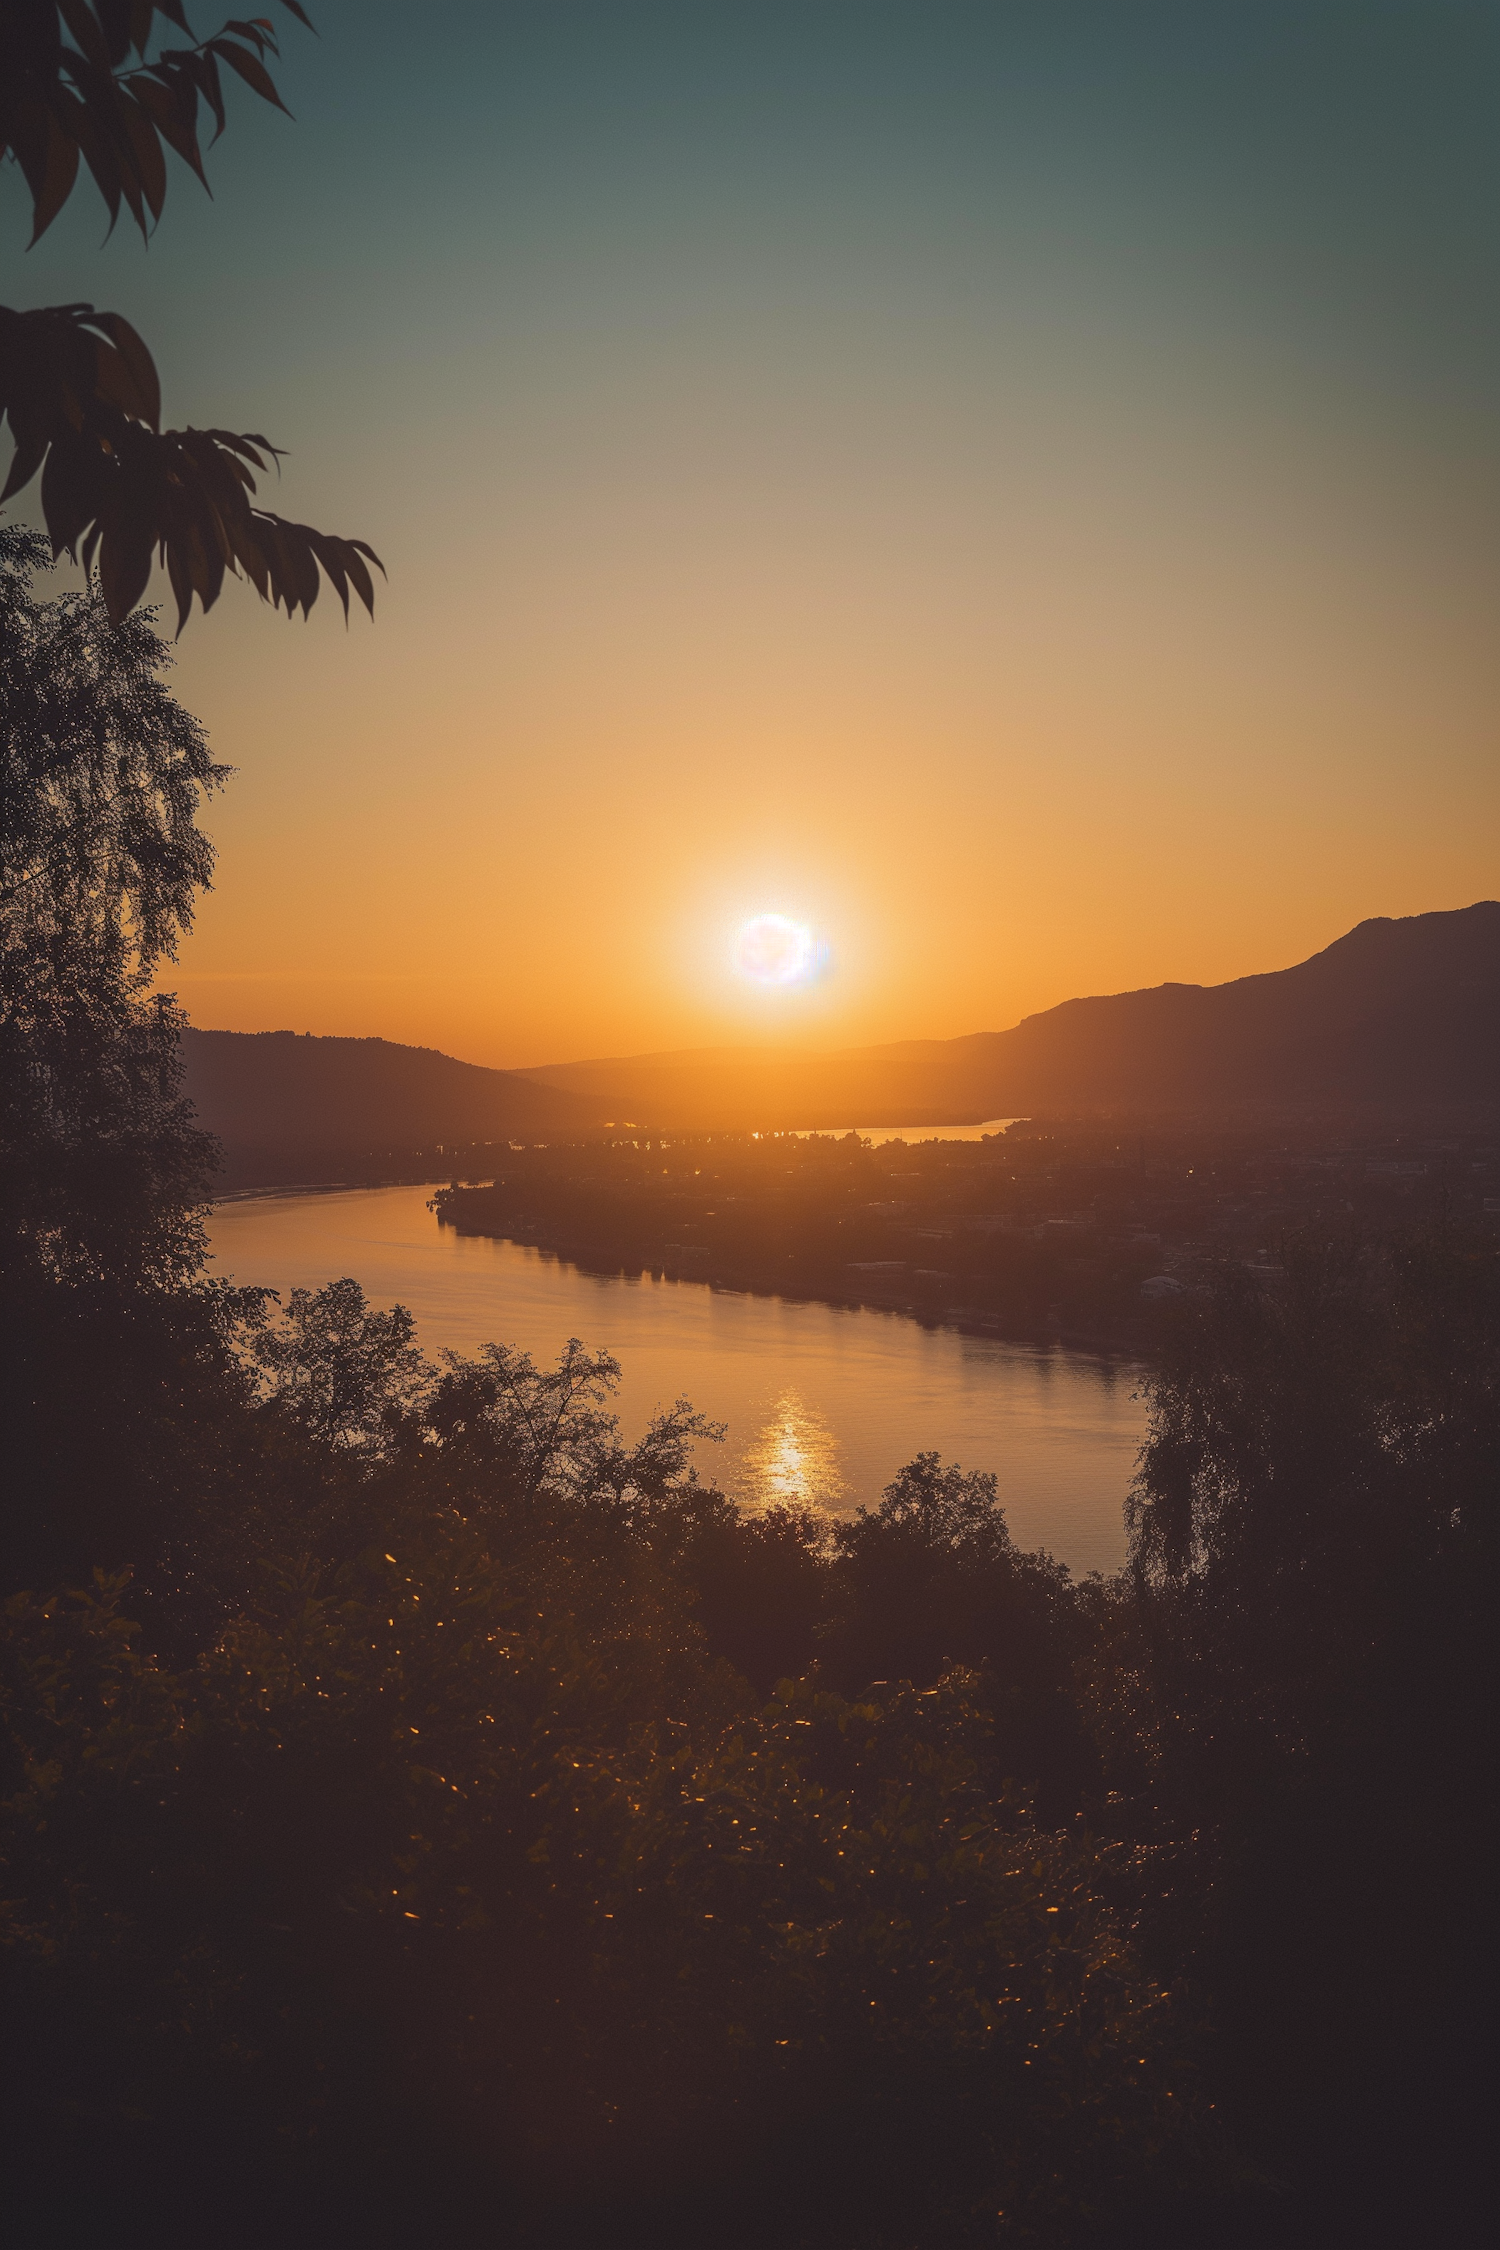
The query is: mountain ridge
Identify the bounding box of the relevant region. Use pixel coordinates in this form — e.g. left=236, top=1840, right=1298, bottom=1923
left=517, top=905, right=1500, bottom=1123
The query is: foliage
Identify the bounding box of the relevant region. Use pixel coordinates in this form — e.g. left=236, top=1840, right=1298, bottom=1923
left=1, top=958, right=214, bottom=1284
left=7, top=1201, right=1495, bottom=2241
left=1, top=526, right=219, bottom=1286
left=825, top=1455, right=1095, bottom=1819
left=678, top=1500, right=833, bottom=1697
left=0, top=2, right=312, bottom=242
left=3, top=477, right=1492, bottom=2246
left=0, top=1261, right=268, bottom=1608
left=0, top=5, right=379, bottom=625
left=0, top=297, right=383, bottom=627
left=250, top=1276, right=430, bottom=1452
left=1, top=523, right=223, bottom=962
left=1125, top=1229, right=1499, bottom=1756
left=1104, top=1228, right=1499, bottom=2241
left=0, top=1250, right=1217, bottom=2242
left=1, top=1549, right=1199, bottom=2247
left=0, top=525, right=238, bottom=1614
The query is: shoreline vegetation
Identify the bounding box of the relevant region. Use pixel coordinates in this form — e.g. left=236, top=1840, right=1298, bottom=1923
left=428, top=1111, right=1500, bottom=1356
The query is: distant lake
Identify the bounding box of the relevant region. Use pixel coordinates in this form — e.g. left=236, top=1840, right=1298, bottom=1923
left=208, top=1184, right=1143, bottom=1575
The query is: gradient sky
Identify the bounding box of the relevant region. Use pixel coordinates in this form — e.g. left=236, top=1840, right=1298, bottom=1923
left=6, top=1, right=1498, bottom=1066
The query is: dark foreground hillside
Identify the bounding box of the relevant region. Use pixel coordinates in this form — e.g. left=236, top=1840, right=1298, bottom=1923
left=6, top=1233, right=1494, bottom=2250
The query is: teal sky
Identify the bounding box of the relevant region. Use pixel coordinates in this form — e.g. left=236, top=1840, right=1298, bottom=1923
left=5, top=2, right=1497, bottom=1064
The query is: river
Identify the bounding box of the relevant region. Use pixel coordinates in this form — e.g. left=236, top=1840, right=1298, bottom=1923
left=207, top=1183, right=1144, bottom=1575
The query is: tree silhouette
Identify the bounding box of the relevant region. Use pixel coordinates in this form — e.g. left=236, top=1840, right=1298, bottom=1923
left=0, top=3, right=379, bottom=623
left=1, top=524, right=219, bottom=1285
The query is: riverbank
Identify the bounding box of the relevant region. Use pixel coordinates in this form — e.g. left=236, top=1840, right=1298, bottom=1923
left=432, top=1111, right=1500, bottom=1359
left=437, top=1215, right=1145, bottom=1355
left=213, top=1174, right=454, bottom=1204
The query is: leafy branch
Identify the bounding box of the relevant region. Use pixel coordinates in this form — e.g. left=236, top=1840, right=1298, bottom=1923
left=0, top=7, right=381, bottom=626
left=0, top=301, right=381, bottom=623
left=2, top=2, right=314, bottom=240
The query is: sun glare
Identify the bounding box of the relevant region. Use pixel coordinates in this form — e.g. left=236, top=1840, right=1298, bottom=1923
left=743, top=1391, right=845, bottom=1512
left=734, top=913, right=818, bottom=987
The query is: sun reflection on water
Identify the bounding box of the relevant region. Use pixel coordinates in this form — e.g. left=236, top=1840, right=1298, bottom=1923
left=741, top=1390, right=847, bottom=1515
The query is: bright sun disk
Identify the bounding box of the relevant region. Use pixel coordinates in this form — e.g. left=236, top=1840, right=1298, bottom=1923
left=735, top=913, right=816, bottom=986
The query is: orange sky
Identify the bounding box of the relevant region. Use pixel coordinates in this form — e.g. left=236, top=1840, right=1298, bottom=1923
left=11, top=3, right=1497, bottom=1069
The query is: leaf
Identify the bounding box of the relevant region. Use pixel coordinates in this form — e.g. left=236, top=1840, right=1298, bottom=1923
left=1, top=300, right=378, bottom=627
left=197, top=48, right=227, bottom=140
left=93, top=1, right=138, bottom=67
left=57, top=1, right=112, bottom=72
left=210, top=38, right=291, bottom=114
left=10, top=2, right=310, bottom=241
left=0, top=436, right=48, bottom=508
left=130, top=74, right=210, bottom=186
left=9, top=100, right=57, bottom=212
left=222, top=19, right=279, bottom=52
left=40, top=428, right=101, bottom=555
left=110, top=136, right=149, bottom=238
left=97, top=510, right=156, bottom=623
left=342, top=545, right=377, bottom=618
left=165, top=534, right=196, bottom=637
left=52, top=85, right=124, bottom=233
left=95, top=313, right=161, bottom=428
left=118, top=90, right=169, bottom=224
left=29, top=115, right=82, bottom=245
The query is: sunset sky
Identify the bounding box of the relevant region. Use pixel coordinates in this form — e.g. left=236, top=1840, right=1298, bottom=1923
left=7, top=0, right=1498, bottom=1067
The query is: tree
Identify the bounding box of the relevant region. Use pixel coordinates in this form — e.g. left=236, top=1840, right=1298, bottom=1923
left=0, top=525, right=266, bottom=1598
left=0, top=522, right=220, bottom=1285
left=821, top=1454, right=1095, bottom=1819
left=251, top=1277, right=429, bottom=1452
left=1112, top=1234, right=1499, bottom=2241
left=0, top=1557, right=1205, bottom=2247
left=0, top=3, right=379, bottom=623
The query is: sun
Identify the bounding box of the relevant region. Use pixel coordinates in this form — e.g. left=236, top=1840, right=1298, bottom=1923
left=734, top=913, right=817, bottom=987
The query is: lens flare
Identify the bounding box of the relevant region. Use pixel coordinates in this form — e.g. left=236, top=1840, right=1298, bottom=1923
left=734, top=913, right=817, bottom=986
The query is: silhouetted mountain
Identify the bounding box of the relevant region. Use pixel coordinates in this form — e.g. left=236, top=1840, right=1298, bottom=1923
left=521, top=905, right=1500, bottom=1126
left=183, top=1030, right=603, bottom=1186
left=858, top=901, right=1500, bottom=1114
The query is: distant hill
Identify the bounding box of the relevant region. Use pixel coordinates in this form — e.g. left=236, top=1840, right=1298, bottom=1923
left=182, top=1030, right=602, bottom=1186
left=848, top=900, right=1500, bottom=1115
left=521, top=904, right=1500, bottom=1126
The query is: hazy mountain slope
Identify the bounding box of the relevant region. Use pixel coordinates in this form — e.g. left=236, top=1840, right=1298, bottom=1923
left=864, top=902, right=1500, bottom=1112
left=523, top=905, right=1500, bottom=1125
left=183, top=1030, right=602, bottom=1182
